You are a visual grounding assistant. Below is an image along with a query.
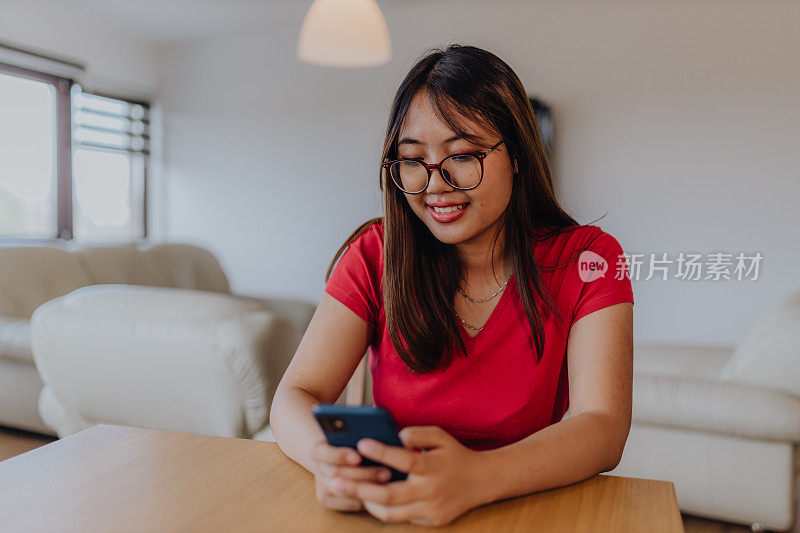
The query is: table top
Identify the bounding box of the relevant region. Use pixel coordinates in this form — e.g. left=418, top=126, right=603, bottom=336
left=0, top=425, right=683, bottom=532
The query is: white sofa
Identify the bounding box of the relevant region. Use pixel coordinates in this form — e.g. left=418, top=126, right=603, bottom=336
left=610, top=293, right=800, bottom=532
left=0, top=242, right=315, bottom=440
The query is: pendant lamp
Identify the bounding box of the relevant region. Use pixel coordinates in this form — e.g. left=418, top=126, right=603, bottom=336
left=297, top=0, right=392, bottom=68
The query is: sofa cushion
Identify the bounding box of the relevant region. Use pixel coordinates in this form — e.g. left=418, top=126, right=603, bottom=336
left=75, top=246, right=170, bottom=287
left=144, top=243, right=230, bottom=293
left=720, top=292, right=800, bottom=397
left=0, top=246, right=90, bottom=319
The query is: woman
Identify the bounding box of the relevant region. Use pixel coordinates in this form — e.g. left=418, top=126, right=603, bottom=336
left=270, top=44, right=634, bottom=527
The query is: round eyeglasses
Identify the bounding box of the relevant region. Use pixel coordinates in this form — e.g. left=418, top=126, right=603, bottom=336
left=382, top=139, right=504, bottom=194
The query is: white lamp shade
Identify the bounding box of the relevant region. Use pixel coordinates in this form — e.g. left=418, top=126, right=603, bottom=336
left=298, top=0, right=392, bottom=68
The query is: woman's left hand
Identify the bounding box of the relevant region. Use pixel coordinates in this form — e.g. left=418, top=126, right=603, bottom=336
left=329, top=426, right=489, bottom=527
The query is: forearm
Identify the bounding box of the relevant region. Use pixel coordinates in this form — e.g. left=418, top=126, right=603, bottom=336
left=269, top=384, right=328, bottom=475
left=477, top=411, right=628, bottom=504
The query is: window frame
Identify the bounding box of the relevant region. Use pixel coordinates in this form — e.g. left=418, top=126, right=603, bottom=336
left=0, top=61, right=149, bottom=244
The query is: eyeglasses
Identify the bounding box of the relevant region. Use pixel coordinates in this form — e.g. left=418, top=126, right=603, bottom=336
left=382, top=139, right=504, bottom=194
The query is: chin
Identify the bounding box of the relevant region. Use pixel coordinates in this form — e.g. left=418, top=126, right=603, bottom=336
left=424, top=223, right=476, bottom=245
left=411, top=206, right=481, bottom=244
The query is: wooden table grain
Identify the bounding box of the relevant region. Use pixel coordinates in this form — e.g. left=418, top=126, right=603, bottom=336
left=0, top=425, right=683, bottom=532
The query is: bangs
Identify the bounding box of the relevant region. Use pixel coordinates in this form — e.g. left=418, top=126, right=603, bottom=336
left=403, top=88, right=499, bottom=149
left=428, top=89, right=498, bottom=147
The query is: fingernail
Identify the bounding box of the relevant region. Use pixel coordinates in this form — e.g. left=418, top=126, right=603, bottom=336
left=379, top=469, right=391, bottom=481
left=347, top=452, right=360, bottom=464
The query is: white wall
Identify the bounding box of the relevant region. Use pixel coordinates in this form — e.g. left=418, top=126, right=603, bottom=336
left=0, top=0, right=159, bottom=97
left=157, top=0, right=800, bottom=346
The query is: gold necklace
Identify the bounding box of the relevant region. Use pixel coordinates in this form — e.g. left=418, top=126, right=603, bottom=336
left=458, top=274, right=513, bottom=303
left=454, top=274, right=513, bottom=331
left=454, top=310, right=483, bottom=331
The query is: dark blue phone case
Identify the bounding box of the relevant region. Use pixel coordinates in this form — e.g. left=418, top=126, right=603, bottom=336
left=312, top=404, right=408, bottom=481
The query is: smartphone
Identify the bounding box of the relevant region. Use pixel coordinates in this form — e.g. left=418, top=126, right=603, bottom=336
left=312, top=404, right=408, bottom=482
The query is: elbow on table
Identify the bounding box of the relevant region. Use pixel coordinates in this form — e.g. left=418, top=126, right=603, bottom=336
left=602, top=446, right=625, bottom=473
left=598, top=412, right=631, bottom=473
left=603, top=422, right=631, bottom=472
left=269, top=382, right=300, bottom=446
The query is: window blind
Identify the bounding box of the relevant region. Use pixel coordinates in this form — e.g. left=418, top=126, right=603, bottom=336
left=72, top=87, right=150, bottom=156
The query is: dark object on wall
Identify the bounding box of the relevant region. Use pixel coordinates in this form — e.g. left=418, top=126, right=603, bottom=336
left=529, top=97, right=554, bottom=163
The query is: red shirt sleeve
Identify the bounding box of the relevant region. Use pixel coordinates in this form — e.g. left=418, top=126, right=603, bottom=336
left=569, top=228, right=634, bottom=325
left=324, top=224, right=383, bottom=330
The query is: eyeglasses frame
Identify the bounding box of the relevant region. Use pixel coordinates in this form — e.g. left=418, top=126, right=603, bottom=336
left=381, top=139, right=505, bottom=194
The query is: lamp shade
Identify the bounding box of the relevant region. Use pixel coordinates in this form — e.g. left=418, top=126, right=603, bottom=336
left=298, top=0, right=392, bottom=68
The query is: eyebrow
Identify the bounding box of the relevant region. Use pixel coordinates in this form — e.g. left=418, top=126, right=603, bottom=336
left=398, top=134, right=464, bottom=146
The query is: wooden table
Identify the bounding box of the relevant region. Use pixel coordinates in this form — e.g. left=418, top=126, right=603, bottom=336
left=0, top=425, right=683, bottom=532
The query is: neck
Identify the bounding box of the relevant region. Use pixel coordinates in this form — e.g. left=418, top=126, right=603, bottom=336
left=455, top=224, right=514, bottom=286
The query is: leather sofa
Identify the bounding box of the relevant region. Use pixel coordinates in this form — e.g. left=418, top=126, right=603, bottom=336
left=610, top=293, right=800, bottom=532
left=0, top=242, right=315, bottom=440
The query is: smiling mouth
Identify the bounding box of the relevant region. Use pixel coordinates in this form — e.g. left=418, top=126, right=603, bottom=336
left=426, top=202, right=469, bottom=223
left=429, top=204, right=468, bottom=213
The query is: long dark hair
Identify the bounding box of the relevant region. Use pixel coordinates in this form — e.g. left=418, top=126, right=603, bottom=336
left=326, top=44, right=597, bottom=373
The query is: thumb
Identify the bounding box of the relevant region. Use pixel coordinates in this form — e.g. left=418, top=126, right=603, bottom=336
left=398, top=426, right=453, bottom=450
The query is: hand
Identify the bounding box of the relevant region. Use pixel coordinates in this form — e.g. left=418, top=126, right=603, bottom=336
left=328, top=426, right=487, bottom=527
left=311, top=438, right=394, bottom=512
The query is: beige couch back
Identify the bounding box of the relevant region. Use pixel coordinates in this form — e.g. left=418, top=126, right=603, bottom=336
left=0, top=243, right=230, bottom=319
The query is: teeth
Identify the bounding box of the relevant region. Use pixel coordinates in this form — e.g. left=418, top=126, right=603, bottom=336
left=431, top=204, right=466, bottom=213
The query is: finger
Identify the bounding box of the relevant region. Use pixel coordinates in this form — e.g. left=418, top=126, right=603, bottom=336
left=316, top=478, right=364, bottom=511
left=333, top=477, right=421, bottom=507
left=319, top=463, right=393, bottom=482
left=363, top=500, right=426, bottom=523
left=322, top=493, right=365, bottom=512
left=312, top=442, right=361, bottom=466
left=399, top=426, right=452, bottom=450
left=356, top=439, right=426, bottom=474
left=355, top=478, right=424, bottom=506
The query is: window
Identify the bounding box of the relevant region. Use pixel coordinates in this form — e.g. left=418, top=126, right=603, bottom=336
left=0, top=65, right=60, bottom=239
left=72, top=88, right=149, bottom=242
left=0, top=61, right=149, bottom=242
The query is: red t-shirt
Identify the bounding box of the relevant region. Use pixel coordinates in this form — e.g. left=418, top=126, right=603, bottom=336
left=324, top=221, right=633, bottom=451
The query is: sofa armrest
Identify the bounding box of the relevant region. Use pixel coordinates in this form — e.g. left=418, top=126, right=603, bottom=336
left=234, top=294, right=316, bottom=344
left=633, top=343, right=734, bottom=379
left=633, top=373, right=800, bottom=442
left=31, top=284, right=299, bottom=438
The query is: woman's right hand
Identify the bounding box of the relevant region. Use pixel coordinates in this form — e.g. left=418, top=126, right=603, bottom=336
left=312, top=439, right=393, bottom=511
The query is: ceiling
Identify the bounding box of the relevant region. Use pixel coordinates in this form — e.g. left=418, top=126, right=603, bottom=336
left=43, top=0, right=302, bottom=43
left=42, top=0, right=422, bottom=44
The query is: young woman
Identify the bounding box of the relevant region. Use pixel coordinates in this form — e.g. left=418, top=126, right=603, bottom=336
left=270, top=44, right=634, bottom=527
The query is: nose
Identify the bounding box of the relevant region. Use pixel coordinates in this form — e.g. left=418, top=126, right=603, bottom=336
left=425, top=166, right=454, bottom=194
